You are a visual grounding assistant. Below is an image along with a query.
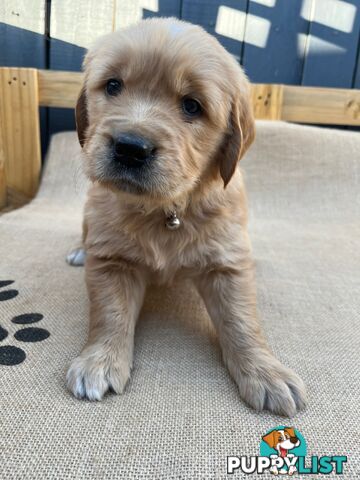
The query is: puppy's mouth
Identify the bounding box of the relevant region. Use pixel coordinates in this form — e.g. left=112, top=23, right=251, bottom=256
left=115, top=154, right=145, bottom=169
left=93, top=148, right=157, bottom=196
left=101, top=164, right=151, bottom=195
left=89, top=136, right=181, bottom=198
left=100, top=134, right=160, bottom=191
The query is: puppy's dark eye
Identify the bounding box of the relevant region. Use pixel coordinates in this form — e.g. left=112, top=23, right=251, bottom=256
left=106, top=79, right=122, bottom=96
left=182, top=97, right=202, bottom=117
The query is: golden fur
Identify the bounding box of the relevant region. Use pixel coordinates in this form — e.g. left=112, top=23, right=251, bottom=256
left=66, top=18, right=306, bottom=416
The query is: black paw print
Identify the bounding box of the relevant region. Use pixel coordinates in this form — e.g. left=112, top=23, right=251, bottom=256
left=0, top=280, right=50, bottom=366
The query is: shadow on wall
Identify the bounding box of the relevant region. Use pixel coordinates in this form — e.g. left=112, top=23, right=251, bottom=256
left=1, top=0, right=360, bottom=154
left=143, top=0, right=360, bottom=88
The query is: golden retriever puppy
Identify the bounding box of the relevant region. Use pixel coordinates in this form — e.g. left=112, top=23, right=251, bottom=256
left=66, top=17, right=306, bottom=416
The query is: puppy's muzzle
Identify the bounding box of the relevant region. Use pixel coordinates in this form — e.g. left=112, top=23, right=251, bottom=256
left=113, top=133, right=156, bottom=169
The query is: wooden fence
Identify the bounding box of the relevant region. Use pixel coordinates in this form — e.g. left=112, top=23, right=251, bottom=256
left=1, top=65, right=360, bottom=211
left=1, top=0, right=360, bottom=149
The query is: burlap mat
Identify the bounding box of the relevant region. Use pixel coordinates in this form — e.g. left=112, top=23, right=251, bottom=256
left=0, top=121, right=359, bottom=479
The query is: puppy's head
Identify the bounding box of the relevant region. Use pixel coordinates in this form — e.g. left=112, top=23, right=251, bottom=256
left=76, top=18, right=255, bottom=201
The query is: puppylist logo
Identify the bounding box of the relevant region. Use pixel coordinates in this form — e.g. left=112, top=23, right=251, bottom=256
left=227, top=426, right=347, bottom=476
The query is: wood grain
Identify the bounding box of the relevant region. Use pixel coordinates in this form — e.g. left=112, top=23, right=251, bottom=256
left=114, top=0, right=182, bottom=29
left=0, top=67, right=41, bottom=203
left=38, top=70, right=83, bottom=108
left=1, top=65, right=360, bottom=212
left=0, top=0, right=46, bottom=67
left=50, top=0, right=114, bottom=49
left=48, top=0, right=114, bottom=138
left=0, top=128, right=6, bottom=208
left=251, top=84, right=284, bottom=120
left=0, top=0, right=47, bottom=163
left=36, top=69, right=360, bottom=126
left=282, top=85, right=360, bottom=125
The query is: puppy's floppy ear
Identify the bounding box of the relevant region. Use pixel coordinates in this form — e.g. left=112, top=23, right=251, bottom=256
left=75, top=86, right=88, bottom=148
left=218, top=86, right=255, bottom=187
left=262, top=430, right=279, bottom=449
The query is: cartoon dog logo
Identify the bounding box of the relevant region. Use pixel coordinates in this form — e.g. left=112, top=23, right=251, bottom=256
left=262, top=427, right=301, bottom=475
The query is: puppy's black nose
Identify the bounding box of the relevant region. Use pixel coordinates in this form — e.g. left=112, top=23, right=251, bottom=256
left=113, top=133, right=155, bottom=168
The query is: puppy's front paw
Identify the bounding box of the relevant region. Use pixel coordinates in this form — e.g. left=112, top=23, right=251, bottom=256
left=66, top=349, right=130, bottom=401
left=226, top=353, right=306, bottom=417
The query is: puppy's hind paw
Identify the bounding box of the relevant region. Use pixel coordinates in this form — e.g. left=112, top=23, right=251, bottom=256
left=66, top=247, right=86, bottom=267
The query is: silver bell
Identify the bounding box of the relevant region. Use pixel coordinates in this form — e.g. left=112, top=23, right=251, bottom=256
left=165, top=211, right=181, bottom=230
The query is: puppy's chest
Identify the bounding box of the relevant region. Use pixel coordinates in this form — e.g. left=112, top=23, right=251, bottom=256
left=86, top=194, right=248, bottom=277
left=89, top=215, right=229, bottom=275
left=117, top=222, right=213, bottom=272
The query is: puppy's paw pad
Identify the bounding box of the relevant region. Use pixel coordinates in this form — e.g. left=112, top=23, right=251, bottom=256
left=66, top=248, right=86, bottom=266
left=66, top=354, right=130, bottom=401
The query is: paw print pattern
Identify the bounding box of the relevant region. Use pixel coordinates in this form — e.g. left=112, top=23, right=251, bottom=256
left=0, top=280, right=18, bottom=301
left=0, top=346, right=26, bottom=365
left=0, top=325, right=8, bottom=341
left=0, top=280, right=50, bottom=366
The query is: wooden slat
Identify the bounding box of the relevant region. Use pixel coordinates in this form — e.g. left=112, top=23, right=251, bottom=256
left=114, top=0, right=182, bottom=29
left=50, top=0, right=114, bottom=50
left=48, top=0, right=114, bottom=136
left=0, top=67, right=41, bottom=203
left=251, top=84, right=284, bottom=120
left=0, top=0, right=48, bottom=161
left=38, top=70, right=83, bottom=108
left=36, top=69, right=360, bottom=126
left=0, top=131, right=6, bottom=208
left=6, top=186, right=32, bottom=208
left=0, top=0, right=46, bottom=68
left=281, top=85, right=360, bottom=125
